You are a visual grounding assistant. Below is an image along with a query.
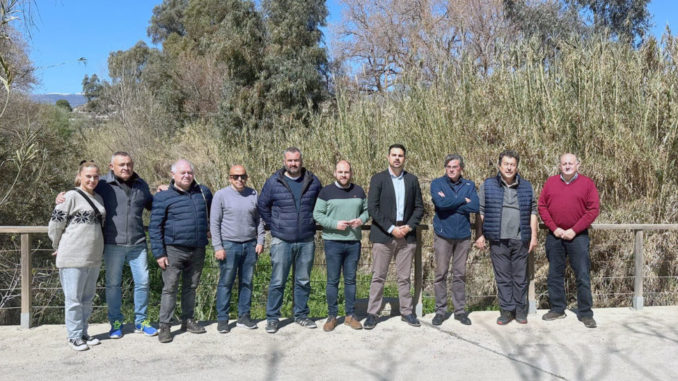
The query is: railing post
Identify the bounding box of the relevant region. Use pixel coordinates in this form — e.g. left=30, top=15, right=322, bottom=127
left=20, top=233, right=32, bottom=328
left=414, top=227, right=423, bottom=317
left=632, top=230, right=644, bottom=310
left=528, top=250, right=536, bottom=314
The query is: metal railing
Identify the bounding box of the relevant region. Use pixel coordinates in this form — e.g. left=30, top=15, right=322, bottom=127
left=1, top=223, right=677, bottom=328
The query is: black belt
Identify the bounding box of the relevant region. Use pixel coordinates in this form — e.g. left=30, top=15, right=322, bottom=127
left=395, top=221, right=405, bottom=226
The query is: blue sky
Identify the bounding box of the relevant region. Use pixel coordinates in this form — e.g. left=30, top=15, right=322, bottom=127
left=24, top=0, right=678, bottom=94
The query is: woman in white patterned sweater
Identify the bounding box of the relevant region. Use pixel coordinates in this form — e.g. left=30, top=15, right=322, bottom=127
left=48, top=160, right=106, bottom=351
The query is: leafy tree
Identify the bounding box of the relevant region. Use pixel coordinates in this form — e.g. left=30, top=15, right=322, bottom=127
left=260, top=0, right=330, bottom=124
left=576, top=0, right=650, bottom=45
left=147, top=0, right=189, bottom=44
left=55, top=99, right=71, bottom=112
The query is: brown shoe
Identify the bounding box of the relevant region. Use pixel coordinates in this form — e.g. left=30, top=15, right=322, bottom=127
left=344, top=315, right=363, bottom=330
left=323, top=316, right=338, bottom=332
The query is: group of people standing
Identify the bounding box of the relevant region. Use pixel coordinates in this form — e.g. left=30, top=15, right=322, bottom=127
left=48, top=145, right=599, bottom=351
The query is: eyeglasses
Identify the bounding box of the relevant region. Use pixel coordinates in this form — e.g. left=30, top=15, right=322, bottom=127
left=230, top=174, right=248, bottom=180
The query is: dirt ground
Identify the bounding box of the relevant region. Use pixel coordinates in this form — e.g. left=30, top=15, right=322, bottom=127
left=1, top=306, right=677, bottom=381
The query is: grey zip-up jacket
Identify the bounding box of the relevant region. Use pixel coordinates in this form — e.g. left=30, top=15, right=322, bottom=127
left=96, top=171, right=153, bottom=246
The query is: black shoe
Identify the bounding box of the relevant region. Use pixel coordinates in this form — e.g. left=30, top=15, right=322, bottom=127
left=515, top=311, right=527, bottom=324
left=364, top=314, right=378, bottom=330
left=217, top=320, right=230, bottom=333
left=181, top=318, right=206, bottom=334
left=454, top=313, right=472, bottom=326
left=265, top=319, right=279, bottom=334
left=158, top=323, right=172, bottom=343
left=432, top=313, right=445, bottom=326
left=580, top=316, right=597, bottom=328
left=237, top=314, right=258, bottom=329
left=401, top=313, right=421, bottom=327
left=295, top=317, right=317, bottom=329
left=542, top=311, right=566, bottom=321
left=497, top=310, right=514, bottom=325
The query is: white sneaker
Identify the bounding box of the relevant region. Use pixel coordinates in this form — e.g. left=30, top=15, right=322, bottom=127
left=68, top=338, right=89, bottom=351
left=82, top=334, right=100, bottom=346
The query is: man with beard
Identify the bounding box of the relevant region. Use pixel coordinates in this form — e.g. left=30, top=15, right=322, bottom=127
left=364, top=144, right=424, bottom=330
left=258, top=147, right=322, bottom=334
left=313, top=160, right=369, bottom=331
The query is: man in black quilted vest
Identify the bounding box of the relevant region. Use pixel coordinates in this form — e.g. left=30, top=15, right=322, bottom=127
left=475, top=150, right=538, bottom=325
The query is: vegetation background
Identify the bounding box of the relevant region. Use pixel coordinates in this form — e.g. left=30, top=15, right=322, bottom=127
left=1, top=0, right=677, bottom=324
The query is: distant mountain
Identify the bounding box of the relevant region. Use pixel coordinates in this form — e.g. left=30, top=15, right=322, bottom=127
left=30, top=93, right=87, bottom=108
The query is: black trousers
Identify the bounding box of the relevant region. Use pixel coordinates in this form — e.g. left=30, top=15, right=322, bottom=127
left=490, top=239, right=528, bottom=313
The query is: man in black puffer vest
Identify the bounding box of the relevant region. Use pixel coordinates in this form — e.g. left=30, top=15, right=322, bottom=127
left=475, top=150, right=537, bottom=325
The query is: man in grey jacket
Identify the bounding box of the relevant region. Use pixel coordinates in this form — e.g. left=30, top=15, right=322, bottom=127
left=210, top=165, right=264, bottom=333
left=59, top=152, right=157, bottom=338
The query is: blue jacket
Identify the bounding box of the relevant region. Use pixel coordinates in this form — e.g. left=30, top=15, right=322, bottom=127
left=96, top=171, right=153, bottom=246
left=149, top=180, right=213, bottom=258
left=258, top=168, right=322, bottom=242
left=431, top=176, right=479, bottom=240
left=482, top=174, right=533, bottom=242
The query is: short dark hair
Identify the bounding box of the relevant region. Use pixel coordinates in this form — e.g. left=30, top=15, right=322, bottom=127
left=444, top=154, right=465, bottom=169
left=283, top=146, right=302, bottom=159
left=498, top=150, right=520, bottom=166
left=388, top=143, right=406, bottom=156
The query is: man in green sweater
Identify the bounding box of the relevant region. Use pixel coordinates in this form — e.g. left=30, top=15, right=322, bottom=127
left=313, top=160, right=370, bottom=331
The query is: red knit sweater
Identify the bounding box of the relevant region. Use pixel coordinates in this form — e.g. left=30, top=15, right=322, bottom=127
left=538, top=174, right=600, bottom=234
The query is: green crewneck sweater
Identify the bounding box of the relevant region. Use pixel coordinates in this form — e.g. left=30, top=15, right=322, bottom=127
left=313, top=182, right=369, bottom=241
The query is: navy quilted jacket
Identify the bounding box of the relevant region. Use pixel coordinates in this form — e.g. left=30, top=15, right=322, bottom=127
left=149, top=180, right=213, bottom=258
left=258, top=168, right=322, bottom=242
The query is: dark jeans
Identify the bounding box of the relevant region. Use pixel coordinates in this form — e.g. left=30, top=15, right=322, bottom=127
left=216, top=240, right=257, bottom=321
left=490, top=239, right=528, bottom=314
left=545, top=232, right=593, bottom=318
left=324, top=240, right=361, bottom=317
left=159, top=245, right=205, bottom=324
left=266, top=237, right=315, bottom=321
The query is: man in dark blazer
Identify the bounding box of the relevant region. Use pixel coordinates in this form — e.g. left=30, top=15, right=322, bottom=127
left=364, top=144, right=424, bottom=329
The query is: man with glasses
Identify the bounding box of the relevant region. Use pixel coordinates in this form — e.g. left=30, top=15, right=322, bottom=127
left=475, top=150, right=538, bottom=325
left=210, top=165, right=265, bottom=333
left=258, top=147, right=322, bottom=333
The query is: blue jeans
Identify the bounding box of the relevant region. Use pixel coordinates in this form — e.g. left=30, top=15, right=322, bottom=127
left=266, top=237, right=315, bottom=320
left=216, top=240, right=257, bottom=321
left=545, top=232, right=593, bottom=318
left=103, top=244, right=150, bottom=325
left=60, top=267, right=99, bottom=339
left=324, top=240, right=360, bottom=316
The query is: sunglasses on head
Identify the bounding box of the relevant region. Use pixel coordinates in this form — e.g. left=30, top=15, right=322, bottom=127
left=230, top=174, right=248, bottom=180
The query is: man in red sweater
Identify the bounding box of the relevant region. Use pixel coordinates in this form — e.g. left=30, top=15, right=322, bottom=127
left=538, top=153, right=600, bottom=328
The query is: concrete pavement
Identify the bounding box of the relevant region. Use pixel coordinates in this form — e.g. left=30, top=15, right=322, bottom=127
left=1, top=306, right=677, bottom=380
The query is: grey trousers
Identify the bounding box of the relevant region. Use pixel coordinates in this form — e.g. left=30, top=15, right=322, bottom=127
left=159, top=245, right=206, bottom=324
left=367, top=239, right=416, bottom=316
left=433, top=235, right=471, bottom=315
left=489, top=239, right=528, bottom=313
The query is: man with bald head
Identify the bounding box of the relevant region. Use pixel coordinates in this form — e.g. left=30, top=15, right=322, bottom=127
left=313, top=160, right=369, bottom=331
left=538, top=153, right=600, bottom=328
left=210, top=165, right=264, bottom=333
left=150, top=159, right=213, bottom=342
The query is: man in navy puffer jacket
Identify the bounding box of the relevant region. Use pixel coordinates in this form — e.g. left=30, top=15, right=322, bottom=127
left=150, top=159, right=213, bottom=343
left=258, top=147, right=322, bottom=333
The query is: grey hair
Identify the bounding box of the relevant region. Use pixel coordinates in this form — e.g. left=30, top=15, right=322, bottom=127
left=283, top=146, right=302, bottom=159
left=110, top=151, right=132, bottom=164
left=444, top=154, right=465, bottom=169
left=171, top=159, right=195, bottom=173
left=559, top=153, right=581, bottom=165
